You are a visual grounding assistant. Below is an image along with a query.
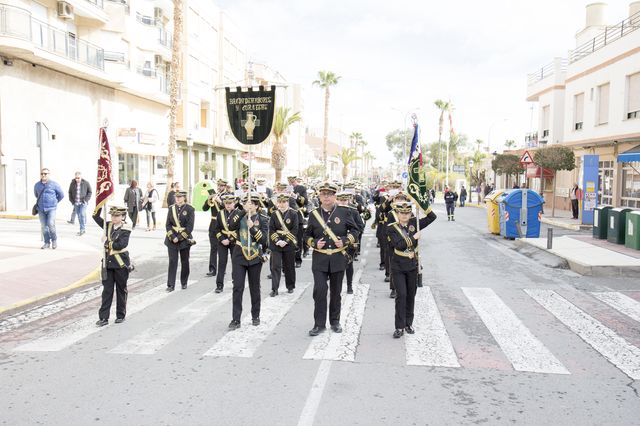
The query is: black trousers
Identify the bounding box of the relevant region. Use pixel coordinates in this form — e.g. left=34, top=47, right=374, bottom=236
left=571, top=199, right=579, bottom=218
left=232, top=262, right=262, bottom=321
left=271, top=249, right=296, bottom=291
left=378, top=236, right=386, bottom=267
left=392, top=268, right=417, bottom=329
left=128, top=208, right=139, bottom=229
left=312, top=269, right=345, bottom=327
left=99, top=268, right=129, bottom=320
left=167, top=246, right=190, bottom=288
left=217, top=243, right=233, bottom=287
left=446, top=203, right=455, bottom=218
left=346, top=261, right=354, bottom=286
left=385, top=242, right=392, bottom=282
left=208, top=233, right=218, bottom=274
left=295, top=223, right=304, bottom=263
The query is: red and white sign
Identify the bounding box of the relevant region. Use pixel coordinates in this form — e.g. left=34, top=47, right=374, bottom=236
left=520, top=150, right=534, bottom=165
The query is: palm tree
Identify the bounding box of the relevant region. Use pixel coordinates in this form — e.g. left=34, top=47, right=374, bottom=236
left=357, top=138, right=368, bottom=179
left=363, top=151, right=375, bottom=180
left=434, top=99, right=451, bottom=177
left=165, top=0, right=183, bottom=206
left=271, top=107, right=302, bottom=183
left=349, top=132, right=364, bottom=177
left=504, top=139, right=516, bottom=150
left=313, top=71, right=341, bottom=176
left=475, top=139, right=483, bottom=153
left=339, top=148, right=360, bottom=182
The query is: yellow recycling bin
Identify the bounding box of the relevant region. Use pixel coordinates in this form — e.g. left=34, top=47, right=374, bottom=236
left=484, top=190, right=505, bottom=234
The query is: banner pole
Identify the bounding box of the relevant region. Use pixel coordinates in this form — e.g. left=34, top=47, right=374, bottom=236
left=247, top=143, right=252, bottom=250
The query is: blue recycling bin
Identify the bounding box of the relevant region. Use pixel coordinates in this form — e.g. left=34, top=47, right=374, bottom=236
left=498, top=189, right=545, bottom=239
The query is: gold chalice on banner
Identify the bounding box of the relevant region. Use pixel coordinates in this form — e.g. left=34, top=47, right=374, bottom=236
left=244, top=113, right=257, bottom=141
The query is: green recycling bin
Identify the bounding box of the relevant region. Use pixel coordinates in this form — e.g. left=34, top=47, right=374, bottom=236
left=625, top=210, right=640, bottom=250
left=592, top=205, right=612, bottom=239
left=607, top=207, right=632, bottom=244
left=192, top=180, right=215, bottom=211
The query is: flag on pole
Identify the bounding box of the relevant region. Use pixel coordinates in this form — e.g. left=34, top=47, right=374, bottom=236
left=406, top=123, right=431, bottom=214
left=94, top=127, right=114, bottom=215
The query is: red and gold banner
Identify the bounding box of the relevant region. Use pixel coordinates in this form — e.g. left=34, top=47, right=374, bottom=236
left=94, top=127, right=114, bottom=215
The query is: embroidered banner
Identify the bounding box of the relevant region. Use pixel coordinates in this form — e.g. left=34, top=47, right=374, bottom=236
left=226, top=85, right=276, bottom=145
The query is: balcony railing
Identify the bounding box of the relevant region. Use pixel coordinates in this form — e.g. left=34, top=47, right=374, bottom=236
left=525, top=132, right=538, bottom=148
left=0, top=3, right=104, bottom=71
left=527, top=59, right=567, bottom=85
left=569, top=10, right=640, bottom=63
left=84, top=0, right=104, bottom=9
left=136, top=65, right=157, bottom=78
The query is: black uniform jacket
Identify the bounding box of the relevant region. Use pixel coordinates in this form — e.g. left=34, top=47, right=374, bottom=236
left=227, top=209, right=269, bottom=266
left=346, top=205, right=365, bottom=257
left=93, top=208, right=131, bottom=269
left=164, top=203, right=195, bottom=250
left=203, top=191, right=223, bottom=231
left=305, top=205, right=360, bottom=273
left=375, top=195, right=392, bottom=239
left=269, top=208, right=299, bottom=252
left=214, top=208, right=238, bottom=245
left=388, top=212, right=437, bottom=272
left=444, top=191, right=458, bottom=205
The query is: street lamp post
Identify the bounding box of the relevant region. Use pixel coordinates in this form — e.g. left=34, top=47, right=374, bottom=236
left=492, top=150, right=498, bottom=189
left=186, top=133, right=193, bottom=201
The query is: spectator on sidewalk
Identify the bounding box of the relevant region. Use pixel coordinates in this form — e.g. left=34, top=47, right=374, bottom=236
left=124, top=180, right=143, bottom=230
left=67, top=172, right=92, bottom=236
left=34, top=168, right=64, bottom=249
left=142, top=182, right=159, bottom=231
left=444, top=186, right=458, bottom=221
left=167, top=182, right=180, bottom=207
left=570, top=183, right=582, bottom=219
left=459, top=185, right=467, bottom=207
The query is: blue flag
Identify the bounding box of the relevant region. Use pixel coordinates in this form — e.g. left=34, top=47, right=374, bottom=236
left=407, top=123, right=420, bottom=165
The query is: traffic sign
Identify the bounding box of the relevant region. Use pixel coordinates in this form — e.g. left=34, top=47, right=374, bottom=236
left=520, top=150, right=534, bottom=165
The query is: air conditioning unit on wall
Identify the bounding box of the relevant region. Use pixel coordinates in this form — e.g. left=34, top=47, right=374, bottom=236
left=57, top=1, right=74, bottom=19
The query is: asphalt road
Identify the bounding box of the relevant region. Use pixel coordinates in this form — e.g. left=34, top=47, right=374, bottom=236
left=1, top=204, right=639, bottom=425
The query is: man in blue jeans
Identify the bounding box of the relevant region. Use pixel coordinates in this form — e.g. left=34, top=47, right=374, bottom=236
left=34, top=168, right=64, bottom=249
left=67, top=172, right=92, bottom=235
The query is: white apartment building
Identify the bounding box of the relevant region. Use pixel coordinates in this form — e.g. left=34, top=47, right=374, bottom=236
left=526, top=2, right=640, bottom=210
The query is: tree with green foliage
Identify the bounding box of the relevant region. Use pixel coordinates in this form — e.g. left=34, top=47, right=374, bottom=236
left=491, top=154, right=522, bottom=188
left=385, top=128, right=411, bottom=162
left=534, top=145, right=576, bottom=217
left=504, top=139, right=516, bottom=149
left=271, top=107, right=302, bottom=183
left=339, top=148, right=360, bottom=182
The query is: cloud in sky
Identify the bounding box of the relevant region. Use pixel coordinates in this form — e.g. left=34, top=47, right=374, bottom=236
left=215, top=0, right=630, bottom=163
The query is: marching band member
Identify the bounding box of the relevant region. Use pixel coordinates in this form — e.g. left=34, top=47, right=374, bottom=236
left=305, top=182, right=360, bottom=336
left=164, top=191, right=195, bottom=292
left=93, top=206, right=132, bottom=326
left=387, top=201, right=437, bottom=338
left=288, top=176, right=308, bottom=268
left=268, top=193, right=299, bottom=296
left=203, top=178, right=229, bottom=277
left=336, top=191, right=365, bottom=294
left=213, top=193, right=239, bottom=293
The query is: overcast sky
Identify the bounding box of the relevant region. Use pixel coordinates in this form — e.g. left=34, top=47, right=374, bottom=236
left=216, top=0, right=630, bottom=164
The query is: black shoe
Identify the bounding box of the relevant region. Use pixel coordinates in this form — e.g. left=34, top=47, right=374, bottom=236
left=115, top=318, right=125, bottom=324
left=41, top=243, right=50, bottom=249
left=95, top=319, right=108, bottom=327
left=295, top=262, right=302, bottom=268
left=270, top=290, right=278, bottom=297
left=52, top=241, right=57, bottom=250
left=166, top=286, right=175, bottom=292
left=309, top=326, right=326, bottom=336
left=417, top=282, right=423, bottom=288
left=206, top=271, right=216, bottom=277
left=303, top=251, right=309, bottom=258
left=267, top=274, right=272, bottom=279
left=452, top=218, right=455, bottom=221
left=330, top=323, right=342, bottom=333
left=390, top=290, right=396, bottom=298
left=378, top=265, right=385, bottom=271
left=76, top=231, right=85, bottom=236
left=384, top=276, right=390, bottom=283
left=215, top=287, right=223, bottom=293
left=228, top=320, right=241, bottom=330
left=347, top=286, right=353, bottom=294
left=181, top=284, right=187, bottom=289
left=287, top=288, right=294, bottom=294
left=405, top=326, right=415, bottom=334
left=252, top=318, right=260, bottom=326
left=67, top=220, right=74, bottom=224
left=354, top=256, right=359, bottom=262
left=393, top=329, right=404, bottom=338
left=448, top=217, right=450, bottom=221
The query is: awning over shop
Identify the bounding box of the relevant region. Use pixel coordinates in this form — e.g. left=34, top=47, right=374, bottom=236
left=617, top=145, right=640, bottom=163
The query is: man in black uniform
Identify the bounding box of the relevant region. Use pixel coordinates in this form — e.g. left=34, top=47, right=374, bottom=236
left=227, top=192, right=268, bottom=329
left=165, top=191, right=195, bottom=291
left=384, top=191, right=411, bottom=298
left=269, top=193, right=299, bottom=296
left=203, top=179, right=228, bottom=277
left=289, top=175, right=308, bottom=267
left=444, top=185, right=458, bottom=221
left=256, top=177, right=273, bottom=199
left=336, top=191, right=365, bottom=294
left=387, top=201, right=437, bottom=338
left=213, top=193, right=238, bottom=293
left=93, top=206, right=132, bottom=326
left=305, top=182, right=360, bottom=336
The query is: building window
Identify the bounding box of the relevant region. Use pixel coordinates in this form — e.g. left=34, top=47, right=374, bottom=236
left=118, top=153, right=139, bottom=185
left=621, top=164, right=640, bottom=208
left=598, top=160, right=614, bottom=206
left=541, top=105, right=550, bottom=139
left=628, top=72, right=640, bottom=120
left=574, top=93, right=584, bottom=131
left=597, top=83, right=609, bottom=125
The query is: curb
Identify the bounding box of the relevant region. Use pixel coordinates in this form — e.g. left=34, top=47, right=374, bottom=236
left=540, top=217, right=591, bottom=232
left=0, top=213, right=37, bottom=220
left=0, top=266, right=101, bottom=316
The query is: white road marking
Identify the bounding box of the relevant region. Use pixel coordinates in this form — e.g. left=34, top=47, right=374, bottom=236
left=405, top=287, right=460, bottom=367
left=14, top=280, right=198, bottom=352
left=462, top=287, right=569, bottom=374
left=203, top=282, right=311, bottom=358
left=591, top=292, right=640, bottom=323
left=526, top=289, right=640, bottom=380
left=109, top=291, right=232, bottom=354
left=297, top=360, right=333, bottom=426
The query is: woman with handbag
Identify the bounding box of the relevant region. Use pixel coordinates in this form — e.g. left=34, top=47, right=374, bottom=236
left=142, top=182, right=159, bottom=231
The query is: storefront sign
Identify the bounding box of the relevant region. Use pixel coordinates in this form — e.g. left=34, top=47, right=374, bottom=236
left=226, top=85, right=276, bottom=145
left=582, top=155, right=599, bottom=225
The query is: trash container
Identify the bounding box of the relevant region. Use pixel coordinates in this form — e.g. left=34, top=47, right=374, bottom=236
left=592, top=205, right=612, bottom=239
left=484, top=190, right=505, bottom=234
left=607, top=207, right=632, bottom=244
left=626, top=211, right=640, bottom=250
left=192, top=180, right=215, bottom=212
left=498, top=189, right=545, bottom=239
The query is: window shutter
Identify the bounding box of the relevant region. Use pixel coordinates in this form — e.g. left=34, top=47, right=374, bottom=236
left=542, top=105, right=550, bottom=130
left=629, top=73, right=640, bottom=113
left=575, top=93, right=584, bottom=124
left=598, top=83, right=609, bottom=124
